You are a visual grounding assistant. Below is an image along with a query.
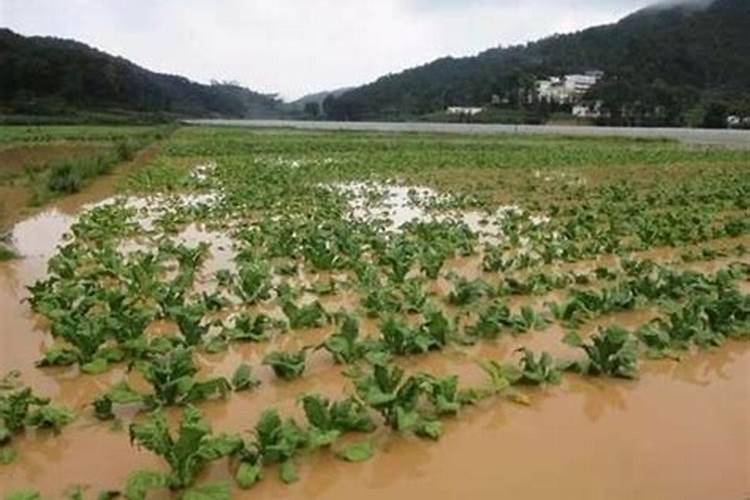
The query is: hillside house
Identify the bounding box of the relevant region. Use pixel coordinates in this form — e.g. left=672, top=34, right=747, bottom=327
left=572, top=101, right=607, bottom=119
left=446, top=106, right=484, bottom=116
left=536, top=71, right=603, bottom=104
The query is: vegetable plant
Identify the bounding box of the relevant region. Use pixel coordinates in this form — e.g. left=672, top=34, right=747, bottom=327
left=263, top=348, right=309, bottom=380
left=128, top=406, right=243, bottom=491
left=564, top=327, right=639, bottom=379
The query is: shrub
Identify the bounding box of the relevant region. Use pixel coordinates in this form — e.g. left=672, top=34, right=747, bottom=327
left=47, top=162, right=83, bottom=193
left=115, top=140, right=136, bottom=162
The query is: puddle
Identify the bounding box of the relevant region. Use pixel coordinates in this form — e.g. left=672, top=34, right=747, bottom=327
left=329, top=181, right=547, bottom=243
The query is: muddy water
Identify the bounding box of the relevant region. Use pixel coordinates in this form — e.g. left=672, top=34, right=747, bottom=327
left=1, top=194, right=750, bottom=499
left=331, top=181, right=535, bottom=242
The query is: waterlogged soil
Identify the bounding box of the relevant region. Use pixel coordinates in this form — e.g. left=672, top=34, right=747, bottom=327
left=0, top=141, right=163, bottom=229
left=1, top=186, right=749, bottom=499
left=0, top=144, right=103, bottom=177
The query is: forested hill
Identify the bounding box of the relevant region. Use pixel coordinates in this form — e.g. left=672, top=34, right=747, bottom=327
left=0, top=29, right=282, bottom=119
left=324, top=0, right=750, bottom=125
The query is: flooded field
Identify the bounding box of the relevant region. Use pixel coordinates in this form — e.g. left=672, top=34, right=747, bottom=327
left=1, top=126, right=749, bottom=499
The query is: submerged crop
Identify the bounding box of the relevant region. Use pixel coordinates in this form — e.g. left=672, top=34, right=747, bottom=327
left=2, top=126, right=749, bottom=498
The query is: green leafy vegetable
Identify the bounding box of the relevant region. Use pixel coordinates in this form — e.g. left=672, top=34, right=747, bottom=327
left=337, top=441, right=375, bottom=462
left=564, top=327, right=639, bottom=379
left=128, top=406, right=243, bottom=489
left=263, top=349, right=308, bottom=380
left=232, top=363, right=261, bottom=391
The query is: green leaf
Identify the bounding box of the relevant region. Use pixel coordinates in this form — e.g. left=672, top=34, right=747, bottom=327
left=95, top=379, right=144, bottom=420
left=0, top=370, right=21, bottom=390
left=329, top=398, right=376, bottom=433
left=130, top=407, right=241, bottom=490
left=414, top=420, right=442, bottom=440
left=231, top=363, right=260, bottom=392
left=281, top=299, right=327, bottom=330
left=263, top=350, right=307, bottom=380
left=0, top=446, right=18, bottom=465
left=124, top=470, right=169, bottom=500
left=64, top=486, right=84, bottom=500
left=36, top=346, right=78, bottom=367
left=171, top=303, right=210, bottom=346
left=96, top=491, right=120, bottom=500
left=478, top=360, right=512, bottom=393
left=299, top=393, right=331, bottom=430
left=0, top=388, right=49, bottom=433
left=195, top=433, right=244, bottom=461
left=308, top=429, right=340, bottom=449
left=236, top=462, right=262, bottom=489
left=203, top=336, right=229, bottom=354
left=81, top=357, right=109, bottom=375
left=337, top=441, right=375, bottom=462
left=4, top=490, right=41, bottom=500
left=107, top=381, right=143, bottom=404
left=394, top=407, right=419, bottom=431
left=184, top=378, right=232, bottom=404
left=562, top=331, right=584, bottom=348
left=93, top=397, right=115, bottom=421
left=182, top=482, right=231, bottom=500
left=25, top=405, right=75, bottom=432
left=253, top=409, right=307, bottom=465
left=279, top=460, right=299, bottom=484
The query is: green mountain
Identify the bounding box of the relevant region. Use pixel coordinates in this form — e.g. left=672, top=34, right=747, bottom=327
left=291, top=87, right=354, bottom=109
left=324, top=0, right=750, bottom=126
left=0, top=28, right=282, bottom=120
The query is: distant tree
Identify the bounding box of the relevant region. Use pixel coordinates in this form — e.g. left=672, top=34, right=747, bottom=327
left=0, top=28, right=283, bottom=118
left=305, top=0, right=750, bottom=124
left=702, top=102, right=729, bottom=129
left=304, top=101, right=320, bottom=118
left=588, top=79, right=637, bottom=126
left=322, top=94, right=336, bottom=119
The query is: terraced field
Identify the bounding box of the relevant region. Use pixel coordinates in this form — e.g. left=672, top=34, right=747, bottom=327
left=1, top=126, right=749, bottom=500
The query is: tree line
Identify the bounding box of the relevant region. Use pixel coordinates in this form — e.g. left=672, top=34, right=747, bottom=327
left=0, top=29, right=283, bottom=119
left=320, top=0, right=750, bottom=128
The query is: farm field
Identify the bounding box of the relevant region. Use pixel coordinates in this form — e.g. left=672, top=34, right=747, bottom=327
left=0, top=125, right=174, bottom=229
left=1, top=125, right=749, bottom=500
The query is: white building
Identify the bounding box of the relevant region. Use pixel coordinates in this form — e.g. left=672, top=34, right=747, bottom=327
left=537, top=71, right=603, bottom=104
left=572, top=101, right=606, bottom=119
left=446, top=106, right=484, bottom=116
left=727, top=115, right=750, bottom=128
left=536, top=77, right=567, bottom=103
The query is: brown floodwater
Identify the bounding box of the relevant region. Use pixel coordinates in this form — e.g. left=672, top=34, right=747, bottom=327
left=1, top=190, right=749, bottom=499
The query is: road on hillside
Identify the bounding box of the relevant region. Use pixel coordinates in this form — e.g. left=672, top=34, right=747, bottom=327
left=184, top=119, right=750, bottom=148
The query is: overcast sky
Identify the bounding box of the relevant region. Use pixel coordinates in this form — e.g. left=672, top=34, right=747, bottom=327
left=2, top=0, right=661, bottom=100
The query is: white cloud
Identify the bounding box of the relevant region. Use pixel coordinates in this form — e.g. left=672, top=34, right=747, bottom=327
left=1, top=0, right=659, bottom=100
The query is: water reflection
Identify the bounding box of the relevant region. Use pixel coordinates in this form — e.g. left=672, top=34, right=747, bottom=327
left=565, top=375, right=632, bottom=421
